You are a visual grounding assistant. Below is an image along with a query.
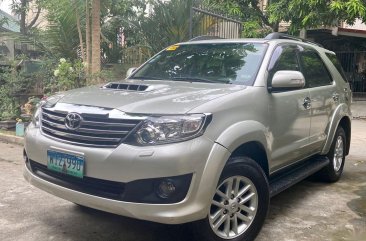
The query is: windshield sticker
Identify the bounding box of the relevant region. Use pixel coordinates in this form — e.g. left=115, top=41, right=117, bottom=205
left=166, top=45, right=179, bottom=51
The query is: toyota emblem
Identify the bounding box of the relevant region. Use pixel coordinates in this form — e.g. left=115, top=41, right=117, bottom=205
left=65, top=113, right=83, bottom=130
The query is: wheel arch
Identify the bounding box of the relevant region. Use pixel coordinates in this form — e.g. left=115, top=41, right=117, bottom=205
left=214, top=120, right=271, bottom=177
left=228, top=141, right=270, bottom=177
left=338, top=116, right=351, bottom=155
left=321, top=103, right=352, bottom=155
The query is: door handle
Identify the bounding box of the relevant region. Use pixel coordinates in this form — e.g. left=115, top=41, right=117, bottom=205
left=303, top=97, right=311, bottom=109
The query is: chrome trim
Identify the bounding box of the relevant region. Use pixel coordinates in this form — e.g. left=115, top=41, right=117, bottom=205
left=42, top=126, right=122, bottom=142
left=41, top=121, right=129, bottom=135
left=40, top=104, right=143, bottom=148
left=81, top=120, right=136, bottom=128
left=43, top=112, right=137, bottom=128
left=42, top=112, right=65, bottom=122
left=40, top=131, right=118, bottom=148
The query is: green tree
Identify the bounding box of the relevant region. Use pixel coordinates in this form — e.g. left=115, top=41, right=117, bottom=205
left=203, top=0, right=279, bottom=32
left=41, top=0, right=146, bottom=80
left=40, top=0, right=80, bottom=59
left=205, top=0, right=366, bottom=36
left=9, top=0, right=43, bottom=53
left=137, top=0, right=205, bottom=53
left=268, top=0, right=366, bottom=32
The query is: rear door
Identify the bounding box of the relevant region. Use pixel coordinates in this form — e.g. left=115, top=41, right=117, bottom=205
left=298, top=46, right=337, bottom=153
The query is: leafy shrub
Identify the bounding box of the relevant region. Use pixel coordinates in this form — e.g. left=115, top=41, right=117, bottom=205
left=52, top=58, right=86, bottom=91
left=0, top=69, right=24, bottom=121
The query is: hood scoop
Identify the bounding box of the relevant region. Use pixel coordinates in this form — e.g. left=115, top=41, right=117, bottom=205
left=102, top=82, right=149, bottom=91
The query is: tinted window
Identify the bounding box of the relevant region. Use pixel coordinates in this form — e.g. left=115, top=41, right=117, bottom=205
left=268, top=45, right=300, bottom=78
left=300, top=50, right=333, bottom=88
left=131, top=43, right=267, bottom=85
left=326, top=53, right=348, bottom=82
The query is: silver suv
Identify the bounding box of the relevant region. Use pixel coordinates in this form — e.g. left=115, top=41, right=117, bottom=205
left=24, top=33, right=352, bottom=241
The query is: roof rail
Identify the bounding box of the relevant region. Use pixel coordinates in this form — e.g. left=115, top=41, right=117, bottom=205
left=189, top=35, right=223, bottom=41
left=265, top=32, right=323, bottom=48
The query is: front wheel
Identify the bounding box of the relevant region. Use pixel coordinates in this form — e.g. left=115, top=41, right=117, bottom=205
left=193, top=157, right=269, bottom=241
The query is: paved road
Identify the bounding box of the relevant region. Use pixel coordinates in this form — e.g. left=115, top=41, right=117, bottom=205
left=1, top=120, right=366, bottom=241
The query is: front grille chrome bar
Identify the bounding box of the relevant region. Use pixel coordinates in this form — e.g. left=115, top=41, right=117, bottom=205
left=40, top=104, right=143, bottom=148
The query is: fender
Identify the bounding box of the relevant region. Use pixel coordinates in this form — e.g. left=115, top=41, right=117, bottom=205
left=321, top=103, right=351, bottom=155
left=214, top=120, right=271, bottom=161
left=195, top=121, right=270, bottom=217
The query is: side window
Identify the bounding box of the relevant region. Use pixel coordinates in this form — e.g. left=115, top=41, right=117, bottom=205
left=268, top=45, right=300, bottom=77
left=326, top=53, right=348, bottom=82
left=299, top=49, right=333, bottom=88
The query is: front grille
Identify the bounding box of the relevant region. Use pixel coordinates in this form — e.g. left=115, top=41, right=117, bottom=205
left=41, top=107, right=142, bottom=148
left=28, top=159, right=125, bottom=200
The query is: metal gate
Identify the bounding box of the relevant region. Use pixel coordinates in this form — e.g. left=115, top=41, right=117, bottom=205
left=336, top=51, right=366, bottom=100
left=189, top=7, right=243, bottom=39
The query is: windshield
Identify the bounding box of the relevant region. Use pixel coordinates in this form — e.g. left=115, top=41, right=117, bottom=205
left=130, top=43, right=267, bottom=85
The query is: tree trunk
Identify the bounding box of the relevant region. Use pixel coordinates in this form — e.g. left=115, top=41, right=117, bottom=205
left=20, top=0, right=27, bottom=54
left=272, top=22, right=279, bottom=32
left=74, top=0, right=85, bottom=63
left=91, top=0, right=101, bottom=78
left=85, top=0, right=91, bottom=76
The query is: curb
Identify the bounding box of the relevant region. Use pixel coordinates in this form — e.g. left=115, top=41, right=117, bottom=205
left=0, top=133, right=24, bottom=146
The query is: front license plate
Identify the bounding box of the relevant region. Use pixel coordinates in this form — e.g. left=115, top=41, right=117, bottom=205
left=47, top=150, right=84, bottom=178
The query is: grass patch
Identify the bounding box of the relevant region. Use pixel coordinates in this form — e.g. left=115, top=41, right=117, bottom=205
left=0, top=129, right=16, bottom=136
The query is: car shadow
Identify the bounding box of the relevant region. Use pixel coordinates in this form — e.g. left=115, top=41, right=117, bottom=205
left=37, top=176, right=345, bottom=241
left=38, top=203, right=195, bottom=241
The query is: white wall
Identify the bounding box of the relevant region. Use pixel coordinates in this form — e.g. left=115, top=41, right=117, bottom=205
left=342, top=19, right=366, bottom=31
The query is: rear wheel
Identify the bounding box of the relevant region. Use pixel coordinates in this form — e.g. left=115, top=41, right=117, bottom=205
left=193, top=157, right=269, bottom=241
left=317, top=127, right=346, bottom=182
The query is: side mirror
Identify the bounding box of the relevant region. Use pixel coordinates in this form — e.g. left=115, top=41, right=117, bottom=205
left=126, top=67, right=137, bottom=78
left=271, top=70, right=305, bottom=90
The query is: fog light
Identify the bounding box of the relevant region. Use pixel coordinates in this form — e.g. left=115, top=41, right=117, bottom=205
left=157, top=180, right=176, bottom=198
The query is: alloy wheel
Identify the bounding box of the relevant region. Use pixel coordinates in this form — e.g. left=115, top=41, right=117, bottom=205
left=209, top=176, right=258, bottom=239
left=333, top=136, right=344, bottom=172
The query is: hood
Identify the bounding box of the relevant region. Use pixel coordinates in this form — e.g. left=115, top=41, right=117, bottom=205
left=58, top=79, right=247, bottom=114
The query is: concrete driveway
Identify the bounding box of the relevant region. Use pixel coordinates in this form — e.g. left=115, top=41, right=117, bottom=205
left=0, top=120, right=365, bottom=241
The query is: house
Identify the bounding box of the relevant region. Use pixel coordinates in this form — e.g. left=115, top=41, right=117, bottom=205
left=257, top=0, right=366, bottom=99
left=300, top=24, right=366, bottom=99
left=0, top=9, right=20, bottom=64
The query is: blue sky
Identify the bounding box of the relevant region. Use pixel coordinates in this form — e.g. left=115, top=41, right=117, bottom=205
left=0, top=0, right=12, bottom=15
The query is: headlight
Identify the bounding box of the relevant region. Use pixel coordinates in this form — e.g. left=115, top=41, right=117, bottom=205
left=129, top=114, right=211, bottom=145
left=31, top=94, right=64, bottom=128
left=31, top=105, right=42, bottom=127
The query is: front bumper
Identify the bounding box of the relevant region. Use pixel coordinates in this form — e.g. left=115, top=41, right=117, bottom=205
left=23, top=124, right=231, bottom=224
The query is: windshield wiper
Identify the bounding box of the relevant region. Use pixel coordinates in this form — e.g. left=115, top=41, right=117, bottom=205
left=171, top=77, right=223, bottom=83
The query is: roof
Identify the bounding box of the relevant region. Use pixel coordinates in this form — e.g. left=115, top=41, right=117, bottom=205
left=179, top=38, right=330, bottom=53
left=336, top=27, right=366, bottom=38
left=181, top=38, right=267, bottom=45
left=0, top=9, right=20, bottom=32
left=180, top=33, right=325, bottom=49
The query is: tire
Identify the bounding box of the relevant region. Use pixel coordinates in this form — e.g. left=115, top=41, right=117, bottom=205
left=193, top=157, right=269, bottom=241
left=317, top=127, right=346, bottom=182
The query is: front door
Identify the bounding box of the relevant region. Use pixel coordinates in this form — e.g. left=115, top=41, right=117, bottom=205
left=267, top=44, right=312, bottom=172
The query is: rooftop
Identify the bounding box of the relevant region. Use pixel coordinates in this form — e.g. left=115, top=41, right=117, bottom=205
left=0, top=9, right=20, bottom=32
